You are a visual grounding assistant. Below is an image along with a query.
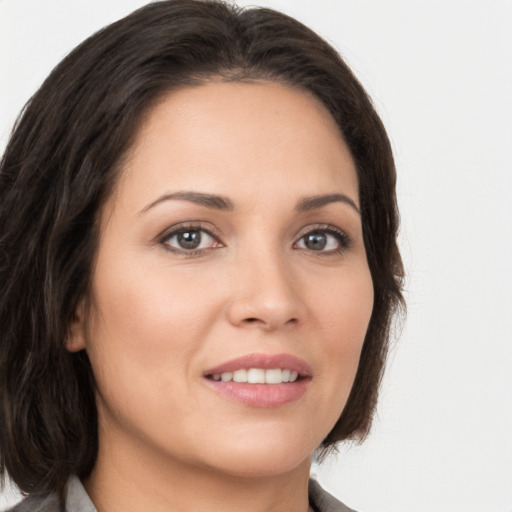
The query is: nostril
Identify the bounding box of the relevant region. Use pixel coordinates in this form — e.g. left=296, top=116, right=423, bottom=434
left=241, top=316, right=299, bottom=328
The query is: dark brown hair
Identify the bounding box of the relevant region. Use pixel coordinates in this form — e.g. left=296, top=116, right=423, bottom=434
left=0, top=0, right=404, bottom=499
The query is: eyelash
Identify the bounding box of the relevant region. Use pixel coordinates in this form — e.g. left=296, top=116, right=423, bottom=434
left=159, top=223, right=221, bottom=257
left=159, top=223, right=351, bottom=257
left=295, top=224, right=351, bottom=255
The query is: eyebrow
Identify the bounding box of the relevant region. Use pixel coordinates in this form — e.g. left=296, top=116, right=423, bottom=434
left=139, top=191, right=359, bottom=215
left=296, top=194, right=360, bottom=215
left=139, top=191, right=234, bottom=214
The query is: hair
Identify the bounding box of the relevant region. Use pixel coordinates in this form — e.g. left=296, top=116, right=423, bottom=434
left=0, top=0, right=404, bottom=499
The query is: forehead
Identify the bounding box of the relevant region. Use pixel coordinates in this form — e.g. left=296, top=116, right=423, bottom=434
left=111, top=80, right=359, bottom=213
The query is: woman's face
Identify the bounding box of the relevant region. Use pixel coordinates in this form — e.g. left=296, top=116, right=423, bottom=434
left=69, top=81, right=374, bottom=478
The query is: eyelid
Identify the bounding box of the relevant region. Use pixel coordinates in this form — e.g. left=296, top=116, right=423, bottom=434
left=294, top=224, right=352, bottom=253
left=158, top=222, right=224, bottom=255
left=157, top=221, right=351, bottom=257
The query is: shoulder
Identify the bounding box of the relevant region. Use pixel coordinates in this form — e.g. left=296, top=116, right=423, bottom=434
left=5, top=494, right=60, bottom=512
left=309, top=477, right=358, bottom=512
left=9, top=477, right=352, bottom=512
left=5, top=477, right=96, bottom=512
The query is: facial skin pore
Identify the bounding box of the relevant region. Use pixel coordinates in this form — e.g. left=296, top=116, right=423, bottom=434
left=67, top=81, right=374, bottom=512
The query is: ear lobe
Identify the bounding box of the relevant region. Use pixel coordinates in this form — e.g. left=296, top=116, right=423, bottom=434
left=65, top=300, right=88, bottom=352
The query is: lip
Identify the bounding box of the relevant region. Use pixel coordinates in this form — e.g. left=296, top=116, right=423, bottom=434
left=203, top=353, right=312, bottom=408
left=203, top=353, right=312, bottom=377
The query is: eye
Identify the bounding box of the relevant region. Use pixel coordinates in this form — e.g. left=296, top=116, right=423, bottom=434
left=295, top=226, right=351, bottom=254
left=161, top=225, right=222, bottom=254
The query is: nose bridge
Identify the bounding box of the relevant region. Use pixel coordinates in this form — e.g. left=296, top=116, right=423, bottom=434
left=227, top=234, right=304, bottom=330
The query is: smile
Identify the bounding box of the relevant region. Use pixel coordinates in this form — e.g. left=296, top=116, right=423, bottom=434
left=210, top=368, right=299, bottom=384
left=203, top=353, right=311, bottom=407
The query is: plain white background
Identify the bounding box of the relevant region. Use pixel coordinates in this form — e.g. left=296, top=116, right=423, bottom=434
left=1, top=1, right=511, bottom=511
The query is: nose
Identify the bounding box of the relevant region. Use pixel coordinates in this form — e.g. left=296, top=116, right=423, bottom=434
left=226, top=249, right=306, bottom=331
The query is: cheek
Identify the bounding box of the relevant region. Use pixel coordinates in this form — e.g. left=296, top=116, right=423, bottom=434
left=83, top=260, right=223, bottom=411
left=90, top=253, right=217, bottom=344
left=305, top=264, right=374, bottom=418
left=311, top=262, right=374, bottom=349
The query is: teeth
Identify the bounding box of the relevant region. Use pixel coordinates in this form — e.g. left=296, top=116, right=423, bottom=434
left=213, top=368, right=300, bottom=384
left=233, top=369, right=247, bottom=382
left=248, top=368, right=265, bottom=384
left=220, top=372, right=233, bottom=382
left=265, top=368, right=282, bottom=384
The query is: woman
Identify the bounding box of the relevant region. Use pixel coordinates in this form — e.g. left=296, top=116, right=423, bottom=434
left=0, top=1, right=404, bottom=511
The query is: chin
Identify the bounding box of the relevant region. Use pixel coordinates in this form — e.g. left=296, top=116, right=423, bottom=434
left=206, top=451, right=312, bottom=479
left=190, top=429, right=316, bottom=478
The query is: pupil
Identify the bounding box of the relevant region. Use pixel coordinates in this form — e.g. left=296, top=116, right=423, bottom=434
left=178, top=230, right=201, bottom=249
left=306, top=232, right=326, bottom=250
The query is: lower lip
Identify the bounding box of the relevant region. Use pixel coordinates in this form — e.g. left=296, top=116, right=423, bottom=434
left=204, top=379, right=310, bottom=408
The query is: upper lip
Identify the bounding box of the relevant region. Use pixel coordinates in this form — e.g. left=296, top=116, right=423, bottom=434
left=203, top=353, right=312, bottom=378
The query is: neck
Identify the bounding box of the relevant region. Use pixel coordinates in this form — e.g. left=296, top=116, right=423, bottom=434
left=84, top=431, right=313, bottom=512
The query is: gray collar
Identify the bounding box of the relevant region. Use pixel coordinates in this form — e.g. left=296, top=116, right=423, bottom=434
left=9, top=475, right=356, bottom=512
left=64, top=477, right=356, bottom=512
left=308, top=477, right=357, bottom=512
left=65, top=476, right=97, bottom=512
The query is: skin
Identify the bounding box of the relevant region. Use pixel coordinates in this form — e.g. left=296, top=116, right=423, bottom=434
left=67, top=81, right=374, bottom=512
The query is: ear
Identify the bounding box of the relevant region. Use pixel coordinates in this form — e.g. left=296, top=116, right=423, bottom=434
left=65, top=300, right=88, bottom=352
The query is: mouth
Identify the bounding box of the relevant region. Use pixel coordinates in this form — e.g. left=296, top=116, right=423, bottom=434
left=203, top=353, right=311, bottom=407
left=207, top=368, right=301, bottom=384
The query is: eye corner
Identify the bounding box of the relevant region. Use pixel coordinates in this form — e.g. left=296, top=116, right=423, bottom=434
left=294, top=224, right=352, bottom=255
left=158, top=222, right=224, bottom=257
